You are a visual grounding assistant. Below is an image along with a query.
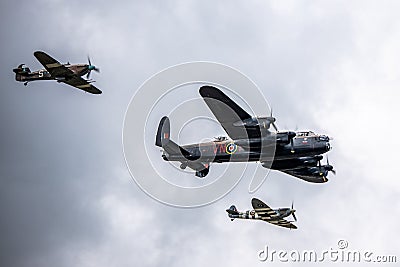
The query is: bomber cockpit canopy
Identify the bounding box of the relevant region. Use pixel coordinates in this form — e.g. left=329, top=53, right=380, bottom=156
left=296, top=131, right=316, bottom=137
left=214, top=136, right=228, bottom=142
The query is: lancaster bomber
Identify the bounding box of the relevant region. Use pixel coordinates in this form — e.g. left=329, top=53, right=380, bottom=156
left=155, top=85, right=335, bottom=183
left=226, top=198, right=297, bottom=229
left=13, top=51, right=101, bottom=94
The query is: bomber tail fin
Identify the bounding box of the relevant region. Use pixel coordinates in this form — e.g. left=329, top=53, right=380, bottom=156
left=155, top=116, right=191, bottom=158
left=156, top=116, right=210, bottom=178
left=155, top=116, right=170, bottom=147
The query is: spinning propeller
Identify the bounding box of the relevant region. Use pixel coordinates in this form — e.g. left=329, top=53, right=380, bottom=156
left=265, top=109, right=278, bottom=132
left=86, top=56, right=100, bottom=79
left=291, top=201, right=297, bottom=221
left=325, top=156, right=336, bottom=175
left=265, top=109, right=296, bottom=152
left=318, top=156, right=336, bottom=181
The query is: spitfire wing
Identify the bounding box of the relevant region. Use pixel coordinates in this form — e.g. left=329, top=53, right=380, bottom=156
left=63, top=76, right=102, bottom=94
left=266, top=218, right=297, bottom=229
left=252, top=198, right=279, bottom=220
left=33, top=51, right=74, bottom=77
left=252, top=198, right=297, bottom=229
left=199, top=86, right=260, bottom=140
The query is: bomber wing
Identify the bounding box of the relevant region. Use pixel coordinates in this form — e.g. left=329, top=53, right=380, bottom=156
left=199, top=86, right=261, bottom=140
left=33, top=51, right=74, bottom=77
left=281, top=169, right=327, bottom=183
left=252, top=198, right=297, bottom=229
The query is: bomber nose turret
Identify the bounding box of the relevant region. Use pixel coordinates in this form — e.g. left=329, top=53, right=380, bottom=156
left=326, top=142, right=331, bottom=151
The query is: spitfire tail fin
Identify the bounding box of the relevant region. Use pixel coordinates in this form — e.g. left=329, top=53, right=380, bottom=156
left=226, top=205, right=239, bottom=215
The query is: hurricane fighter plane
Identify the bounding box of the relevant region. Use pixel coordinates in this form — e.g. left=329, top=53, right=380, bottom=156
left=13, top=51, right=101, bottom=94
left=155, top=86, right=335, bottom=183
left=226, top=198, right=297, bottom=229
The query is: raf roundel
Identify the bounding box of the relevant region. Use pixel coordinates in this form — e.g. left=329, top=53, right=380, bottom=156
left=226, top=142, right=237, bottom=154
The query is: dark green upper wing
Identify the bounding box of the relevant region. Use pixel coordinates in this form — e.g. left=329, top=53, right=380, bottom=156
left=199, top=86, right=260, bottom=140
left=33, top=51, right=74, bottom=77
left=63, top=76, right=102, bottom=94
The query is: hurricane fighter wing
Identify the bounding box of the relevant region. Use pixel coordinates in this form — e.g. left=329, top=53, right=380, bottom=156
left=199, top=86, right=261, bottom=140
left=62, top=76, right=102, bottom=94
left=33, top=51, right=74, bottom=77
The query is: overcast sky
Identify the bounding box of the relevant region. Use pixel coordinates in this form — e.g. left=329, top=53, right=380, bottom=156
left=1, top=1, right=400, bottom=266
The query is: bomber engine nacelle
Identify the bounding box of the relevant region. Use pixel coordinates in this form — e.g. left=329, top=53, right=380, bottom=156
left=275, top=131, right=296, bottom=144
left=234, top=131, right=296, bottom=150
left=233, top=116, right=277, bottom=131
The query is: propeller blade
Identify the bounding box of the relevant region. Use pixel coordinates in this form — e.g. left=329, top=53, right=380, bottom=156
left=86, top=55, right=100, bottom=78
left=290, top=138, right=294, bottom=153
left=272, top=122, right=278, bottom=132
left=291, top=201, right=294, bottom=210
left=318, top=160, right=322, bottom=175
left=332, top=169, right=336, bottom=175
left=292, top=212, right=297, bottom=222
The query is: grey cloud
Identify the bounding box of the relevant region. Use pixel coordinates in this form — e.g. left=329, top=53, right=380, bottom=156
left=1, top=1, right=400, bottom=267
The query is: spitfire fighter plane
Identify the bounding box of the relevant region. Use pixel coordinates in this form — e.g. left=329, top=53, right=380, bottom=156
left=13, top=51, right=101, bottom=94
left=226, top=198, right=297, bottom=229
left=155, top=86, right=335, bottom=183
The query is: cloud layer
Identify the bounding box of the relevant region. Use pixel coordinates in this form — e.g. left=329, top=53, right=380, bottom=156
left=1, top=1, right=400, bottom=266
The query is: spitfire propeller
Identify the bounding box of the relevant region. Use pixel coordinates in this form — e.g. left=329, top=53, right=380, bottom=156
left=86, top=56, right=100, bottom=79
